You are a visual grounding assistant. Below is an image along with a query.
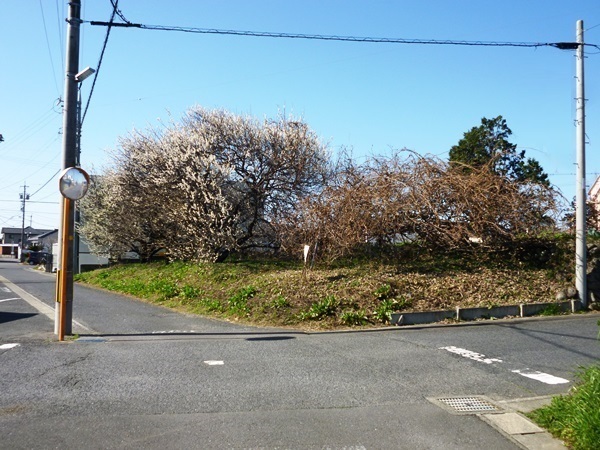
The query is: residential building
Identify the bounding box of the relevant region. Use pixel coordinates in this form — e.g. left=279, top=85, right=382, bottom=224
left=29, top=229, right=59, bottom=252
left=590, top=175, right=600, bottom=230
left=1, top=226, right=54, bottom=246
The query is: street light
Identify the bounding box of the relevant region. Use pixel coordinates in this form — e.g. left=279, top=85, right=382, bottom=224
left=74, top=66, right=95, bottom=275
left=75, top=66, right=95, bottom=83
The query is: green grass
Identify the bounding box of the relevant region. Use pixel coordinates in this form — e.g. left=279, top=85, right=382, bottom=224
left=298, top=295, right=339, bottom=321
left=73, top=235, right=598, bottom=330
left=539, top=303, right=564, bottom=316
left=528, top=365, right=600, bottom=450
left=340, top=309, right=368, bottom=326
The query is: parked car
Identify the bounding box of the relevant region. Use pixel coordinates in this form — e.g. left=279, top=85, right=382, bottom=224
left=27, top=252, right=50, bottom=265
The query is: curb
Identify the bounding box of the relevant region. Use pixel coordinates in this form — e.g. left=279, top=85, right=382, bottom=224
left=480, top=396, right=566, bottom=449
left=391, top=300, right=583, bottom=326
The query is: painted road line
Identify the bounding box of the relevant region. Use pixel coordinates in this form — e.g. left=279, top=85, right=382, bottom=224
left=0, top=275, right=55, bottom=321
left=1, top=287, right=11, bottom=292
left=440, top=345, right=570, bottom=386
left=0, top=343, right=20, bottom=350
left=204, top=360, right=224, bottom=365
left=152, top=330, right=199, bottom=334
left=0, top=274, right=91, bottom=332
left=439, top=346, right=503, bottom=364
left=0, top=298, right=20, bottom=303
left=512, top=369, right=570, bottom=385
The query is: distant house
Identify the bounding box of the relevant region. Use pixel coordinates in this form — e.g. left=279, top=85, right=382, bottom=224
left=1, top=226, right=54, bottom=246
left=29, top=229, right=59, bottom=252
left=590, top=175, right=600, bottom=231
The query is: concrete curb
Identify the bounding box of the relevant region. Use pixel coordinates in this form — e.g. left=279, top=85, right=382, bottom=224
left=0, top=273, right=91, bottom=333
left=480, top=396, right=566, bottom=449
left=391, top=300, right=583, bottom=326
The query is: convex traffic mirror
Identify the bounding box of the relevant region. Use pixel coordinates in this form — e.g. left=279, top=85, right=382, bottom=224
left=59, top=167, right=90, bottom=200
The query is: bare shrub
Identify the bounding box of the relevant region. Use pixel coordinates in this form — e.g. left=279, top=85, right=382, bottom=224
left=275, top=150, right=558, bottom=261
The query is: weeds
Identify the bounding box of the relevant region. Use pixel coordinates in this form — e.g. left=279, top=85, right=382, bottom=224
left=299, top=295, right=339, bottom=321
left=528, top=365, right=600, bottom=450
left=148, top=280, right=180, bottom=301
left=200, top=298, right=223, bottom=312
left=372, top=297, right=411, bottom=323
left=540, top=303, right=563, bottom=316
left=181, top=285, right=201, bottom=300
left=270, top=295, right=290, bottom=309
left=372, top=299, right=398, bottom=323
left=374, top=283, right=393, bottom=300
left=73, top=234, right=598, bottom=329
left=340, top=309, right=368, bottom=326
left=227, top=286, right=257, bottom=315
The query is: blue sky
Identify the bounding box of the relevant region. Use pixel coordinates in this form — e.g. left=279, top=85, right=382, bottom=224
left=1, top=1, right=599, bottom=230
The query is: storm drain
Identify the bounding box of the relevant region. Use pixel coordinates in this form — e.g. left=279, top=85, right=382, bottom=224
left=428, top=396, right=503, bottom=415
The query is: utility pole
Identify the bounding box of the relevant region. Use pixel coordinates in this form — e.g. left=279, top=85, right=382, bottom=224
left=55, top=0, right=81, bottom=337
left=19, top=184, right=29, bottom=253
left=575, top=20, right=587, bottom=308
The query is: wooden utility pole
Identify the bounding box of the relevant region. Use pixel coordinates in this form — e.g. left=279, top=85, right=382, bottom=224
left=55, top=0, right=81, bottom=337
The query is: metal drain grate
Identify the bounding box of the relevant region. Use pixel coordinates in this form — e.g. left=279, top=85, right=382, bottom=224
left=429, top=396, right=502, bottom=415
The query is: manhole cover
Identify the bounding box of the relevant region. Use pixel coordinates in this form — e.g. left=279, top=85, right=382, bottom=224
left=428, top=396, right=503, bottom=415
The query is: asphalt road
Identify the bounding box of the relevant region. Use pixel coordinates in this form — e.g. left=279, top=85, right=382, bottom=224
left=1, top=258, right=599, bottom=449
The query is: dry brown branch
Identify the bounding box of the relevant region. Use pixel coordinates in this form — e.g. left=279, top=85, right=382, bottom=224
left=275, top=150, right=558, bottom=261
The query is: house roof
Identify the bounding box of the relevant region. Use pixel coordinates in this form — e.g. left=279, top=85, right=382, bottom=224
left=1, top=226, right=54, bottom=236
left=34, top=229, right=58, bottom=239
left=590, top=175, right=600, bottom=200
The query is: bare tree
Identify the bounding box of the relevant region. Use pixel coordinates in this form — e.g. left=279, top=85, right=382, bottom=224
left=275, top=150, right=559, bottom=261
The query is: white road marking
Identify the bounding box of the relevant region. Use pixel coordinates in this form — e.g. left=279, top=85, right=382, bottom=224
left=0, top=275, right=54, bottom=321
left=0, top=298, right=20, bottom=303
left=439, top=346, right=503, bottom=364
left=512, top=370, right=570, bottom=385
left=204, top=360, right=224, bottom=366
left=1, top=287, right=11, bottom=292
left=0, top=343, right=20, bottom=350
left=0, top=274, right=91, bottom=332
left=440, top=345, right=570, bottom=385
left=152, top=330, right=198, bottom=334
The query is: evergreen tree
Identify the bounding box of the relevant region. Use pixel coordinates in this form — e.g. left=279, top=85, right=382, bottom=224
left=449, top=116, right=549, bottom=186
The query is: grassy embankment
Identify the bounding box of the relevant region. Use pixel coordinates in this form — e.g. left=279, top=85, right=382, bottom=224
left=75, top=234, right=597, bottom=329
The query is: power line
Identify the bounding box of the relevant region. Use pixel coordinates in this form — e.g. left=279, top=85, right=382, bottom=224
left=585, top=22, right=600, bottom=33
left=0, top=102, right=61, bottom=153
left=551, top=172, right=600, bottom=177
left=81, top=0, right=119, bottom=125
left=109, top=0, right=130, bottom=24
left=39, top=0, right=61, bottom=96
left=0, top=200, right=59, bottom=204
left=29, top=168, right=62, bottom=198
left=88, top=20, right=600, bottom=51
left=55, top=0, right=65, bottom=69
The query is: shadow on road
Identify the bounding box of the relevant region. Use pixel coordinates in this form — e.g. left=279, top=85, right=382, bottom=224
left=0, top=311, right=38, bottom=324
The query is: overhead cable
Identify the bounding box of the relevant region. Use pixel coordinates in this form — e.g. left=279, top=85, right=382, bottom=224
left=88, top=20, right=600, bottom=51
left=39, top=0, right=61, bottom=96
left=81, top=0, right=118, bottom=125
left=29, top=168, right=62, bottom=198
left=109, top=0, right=131, bottom=24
